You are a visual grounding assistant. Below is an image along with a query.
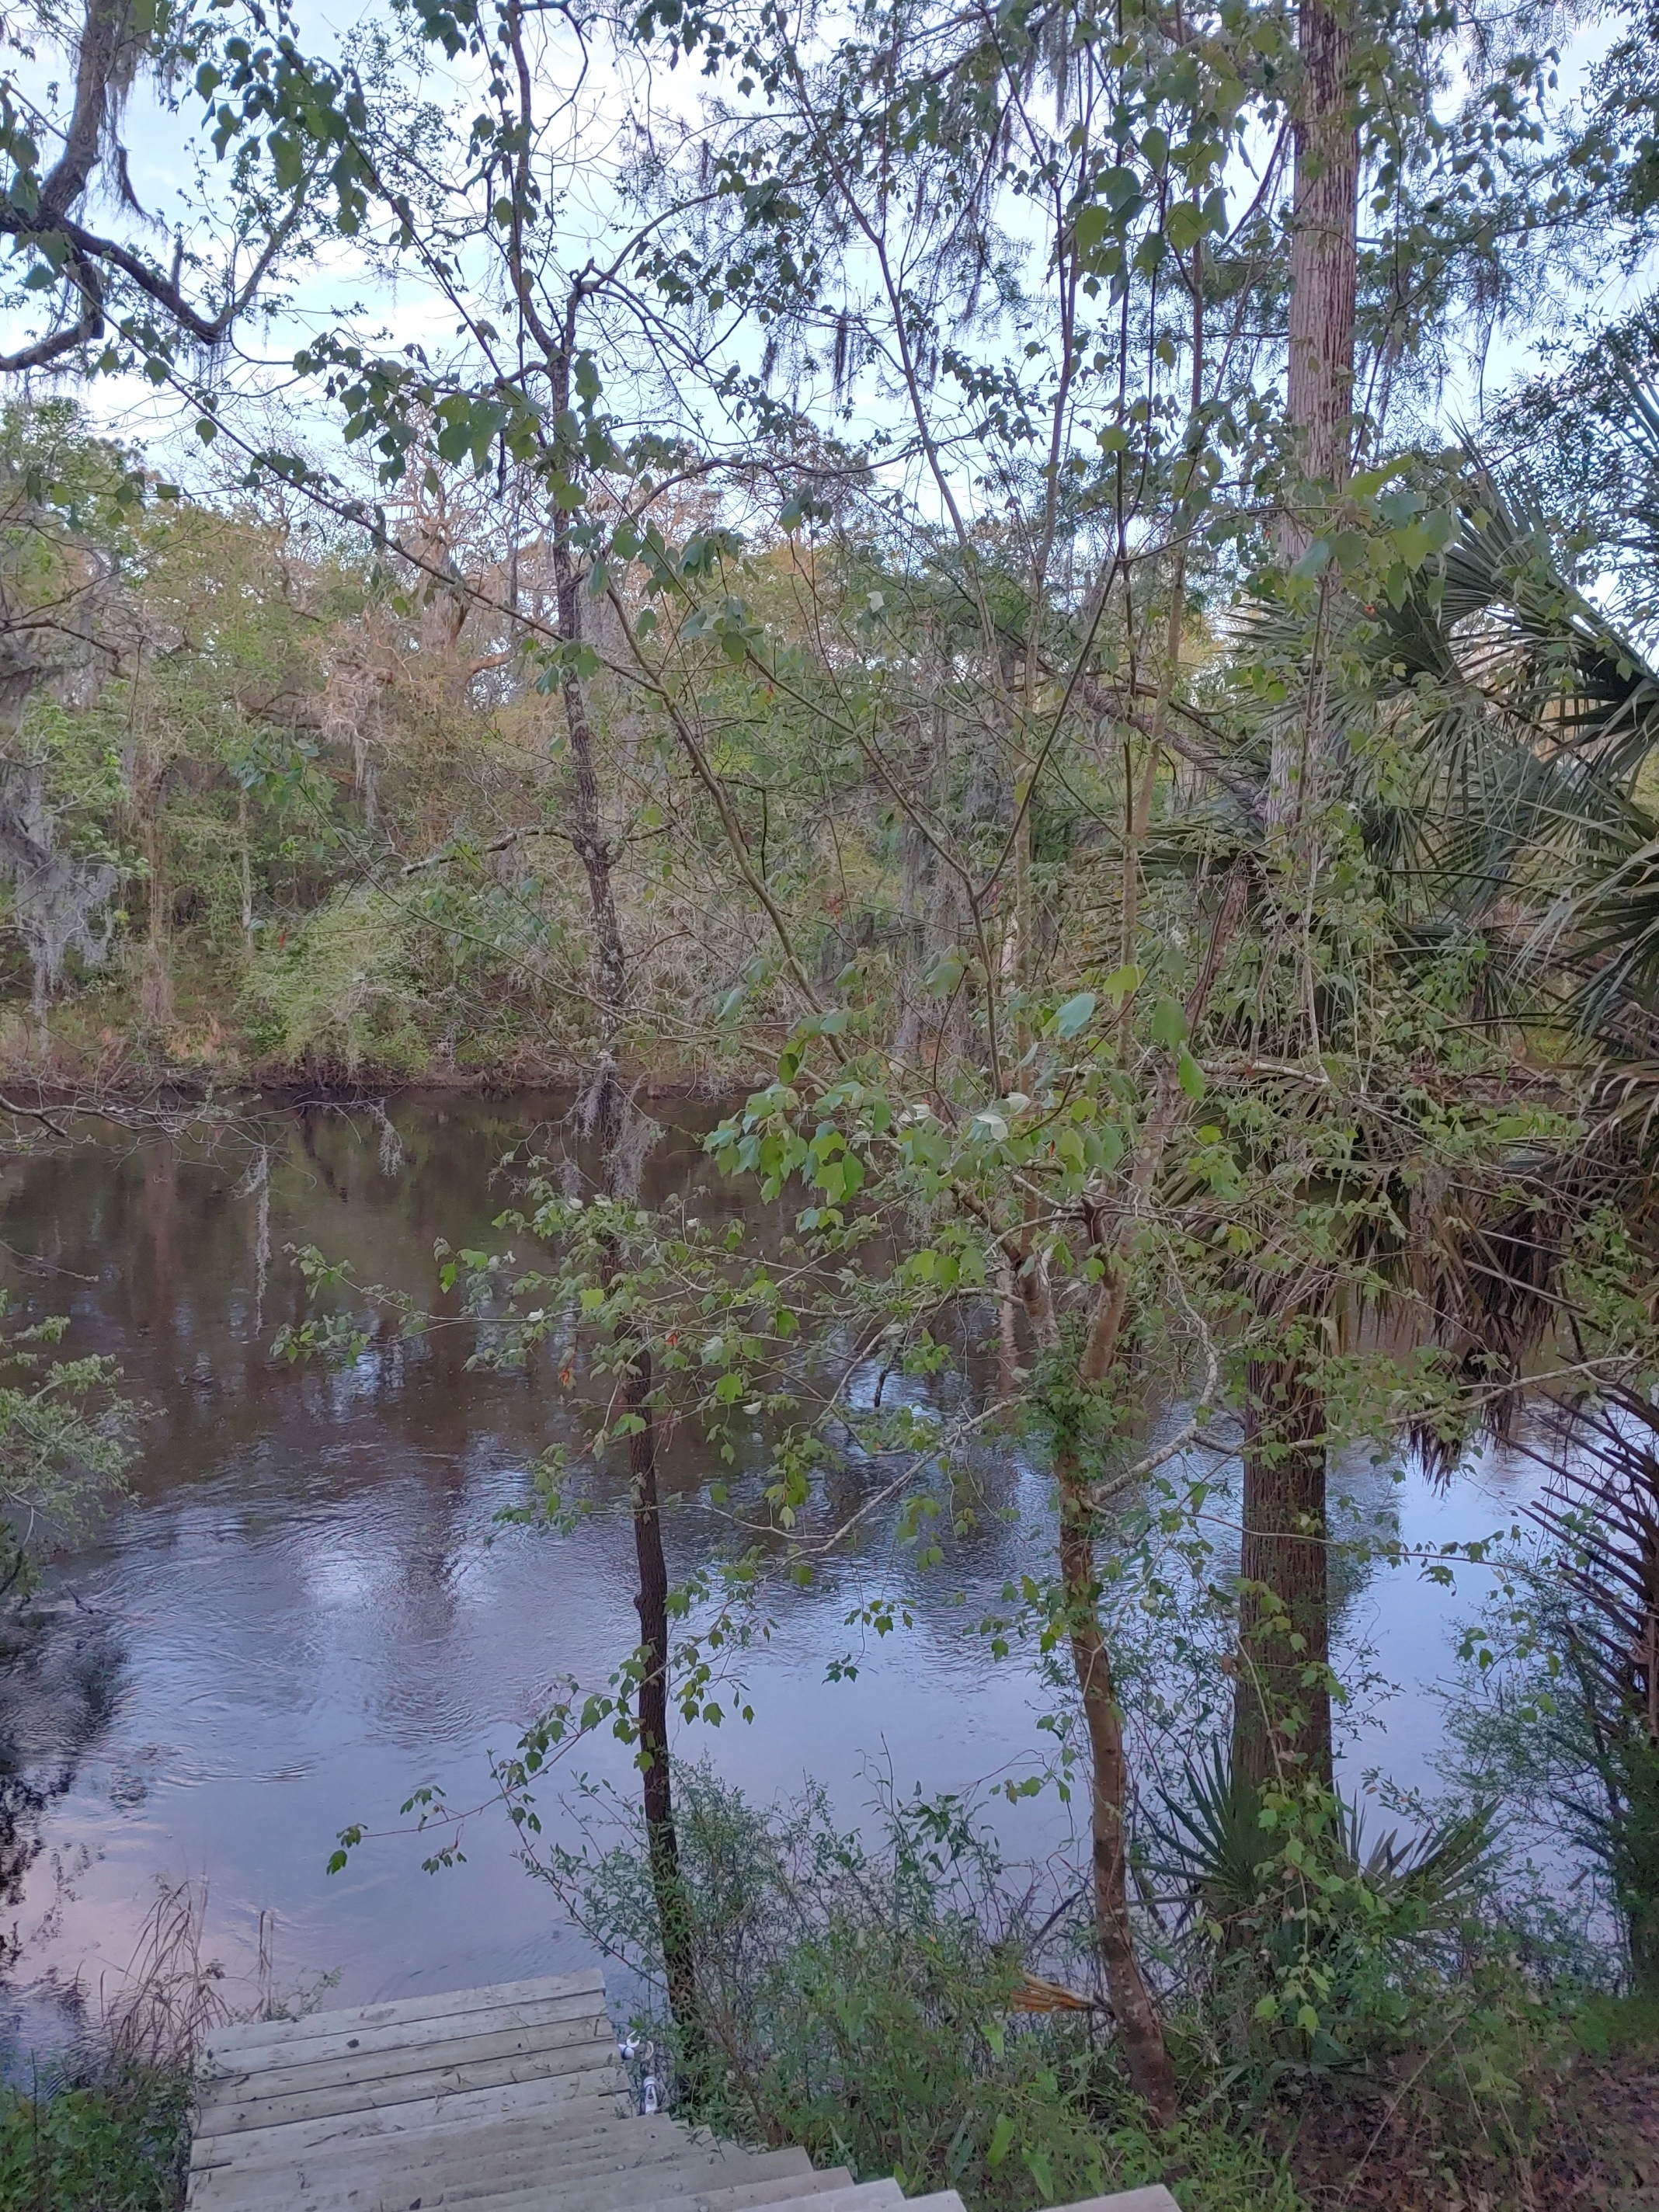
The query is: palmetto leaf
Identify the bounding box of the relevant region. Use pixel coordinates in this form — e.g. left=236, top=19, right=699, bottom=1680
left=1351, top=409, right=1659, bottom=1027
left=1146, top=1744, right=1496, bottom=1932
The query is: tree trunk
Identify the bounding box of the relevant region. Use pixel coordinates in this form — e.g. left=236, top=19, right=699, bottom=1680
left=550, top=399, right=701, bottom=2062
left=1268, top=0, right=1359, bottom=837
left=139, top=756, right=174, bottom=1031
left=1056, top=1445, right=1178, bottom=2122
left=1232, top=1356, right=1334, bottom=1793
left=624, top=1339, right=699, bottom=2033
left=1285, top=0, right=1358, bottom=541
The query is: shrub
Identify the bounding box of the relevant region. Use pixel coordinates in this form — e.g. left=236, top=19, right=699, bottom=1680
left=0, top=2063, right=191, bottom=2212
left=528, top=1763, right=1302, bottom=2212
left=0, top=1879, right=235, bottom=2212
left=240, top=886, right=430, bottom=1078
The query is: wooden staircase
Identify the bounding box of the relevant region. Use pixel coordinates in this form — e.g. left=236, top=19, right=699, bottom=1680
left=183, top=1967, right=1178, bottom=2212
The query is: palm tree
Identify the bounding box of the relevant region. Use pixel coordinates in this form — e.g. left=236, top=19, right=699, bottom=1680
left=1156, top=419, right=1659, bottom=1806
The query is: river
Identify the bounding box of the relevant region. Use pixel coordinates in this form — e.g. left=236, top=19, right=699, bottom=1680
left=0, top=1094, right=1549, bottom=2059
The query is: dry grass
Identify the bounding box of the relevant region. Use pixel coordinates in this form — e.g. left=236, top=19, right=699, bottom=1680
left=96, top=1877, right=234, bottom=2075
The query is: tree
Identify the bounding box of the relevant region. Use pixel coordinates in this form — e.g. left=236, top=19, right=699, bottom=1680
left=0, top=0, right=350, bottom=377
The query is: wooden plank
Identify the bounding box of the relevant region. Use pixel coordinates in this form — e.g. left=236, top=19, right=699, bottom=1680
left=404, top=2159, right=843, bottom=2212
left=197, top=2011, right=615, bottom=2116
left=186, top=2117, right=697, bottom=2209
left=187, top=2136, right=754, bottom=2212
left=207, top=1970, right=605, bottom=2063
left=191, top=2095, right=654, bottom=2170
left=189, top=2105, right=665, bottom=2189
left=189, top=2071, right=631, bottom=2174
left=190, top=2096, right=690, bottom=2185
left=196, top=2043, right=626, bottom=2141
left=612, top=2180, right=905, bottom=2212
left=203, top=1988, right=612, bottom=2080
left=197, top=2139, right=805, bottom=2212
left=442, top=2145, right=811, bottom=2212
left=1044, top=2194, right=1180, bottom=2212
left=190, top=2144, right=731, bottom=2212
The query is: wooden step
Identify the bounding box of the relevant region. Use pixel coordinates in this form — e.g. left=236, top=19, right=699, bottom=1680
left=186, top=2118, right=718, bottom=2210
left=190, top=2070, right=631, bottom=2177
left=440, top=2144, right=813, bottom=2212
left=467, top=2177, right=906, bottom=2212
left=207, top=1971, right=607, bottom=2064
left=207, top=2134, right=793, bottom=2211
left=196, top=2023, right=622, bottom=2136
left=204, top=1983, right=612, bottom=2079
left=525, top=2158, right=857, bottom=2212
left=191, top=2102, right=671, bottom=2179
left=219, top=2143, right=827, bottom=2212
left=1046, top=2193, right=1181, bottom=2212
left=191, top=2102, right=691, bottom=2172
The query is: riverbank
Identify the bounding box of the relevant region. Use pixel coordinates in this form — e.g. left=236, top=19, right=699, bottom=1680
left=0, top=1010, right=761, bottom=1115
left=6, top=1983, right=1656, bottom=2212
left=1282, top=1995, right=1659, bottom=2208
left=0, top=1000, right=719, bottom=1104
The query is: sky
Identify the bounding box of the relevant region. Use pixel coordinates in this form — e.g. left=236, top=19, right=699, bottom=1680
left=0, top=0, right=1647, bottom=523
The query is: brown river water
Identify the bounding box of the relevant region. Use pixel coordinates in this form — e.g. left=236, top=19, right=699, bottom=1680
left=0, top=1094, right=1546, bottom=2060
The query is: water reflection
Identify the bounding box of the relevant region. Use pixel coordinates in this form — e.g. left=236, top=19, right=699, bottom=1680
left=0, top=1097, right=1072, bottom=2040
left=0, top=1094, right=1548, bottom=2050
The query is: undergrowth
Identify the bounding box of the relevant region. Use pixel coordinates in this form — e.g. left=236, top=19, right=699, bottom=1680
left=524, top=1762, right=1303, bottom=2212
left=0, top=2061, right=191, bottom=2212
left=0, top=1880, right=231, bottom=2212
left=523, top=1759, right=1659, bottom=2212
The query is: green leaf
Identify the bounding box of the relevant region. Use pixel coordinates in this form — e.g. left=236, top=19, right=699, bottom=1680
left=1023, top=2148, right=1056, bottom=2203
left=1055, top=990, right=1096, bottom=1038
left=987, top=2116, right=1016, bottom=2170
left=1291, top=537, right=1333, bottom=580
left=1177, top=1049, right=1206, bottom=1099
left=267, top=129, right=305, bottom=192
left=1086, top=1122, right=1124, bottom=1171
left=1165, top=199, right=1205, bottom=252
left=1149, top=996, right=1188, bottom=1047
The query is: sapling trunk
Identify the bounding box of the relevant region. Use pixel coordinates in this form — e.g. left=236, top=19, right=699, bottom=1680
left=1056, top=1442, right=1179, bottom=2123
left=550, top=403, right=702, bottom=2067
left=624, top=1339, right=699, bottom=2034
